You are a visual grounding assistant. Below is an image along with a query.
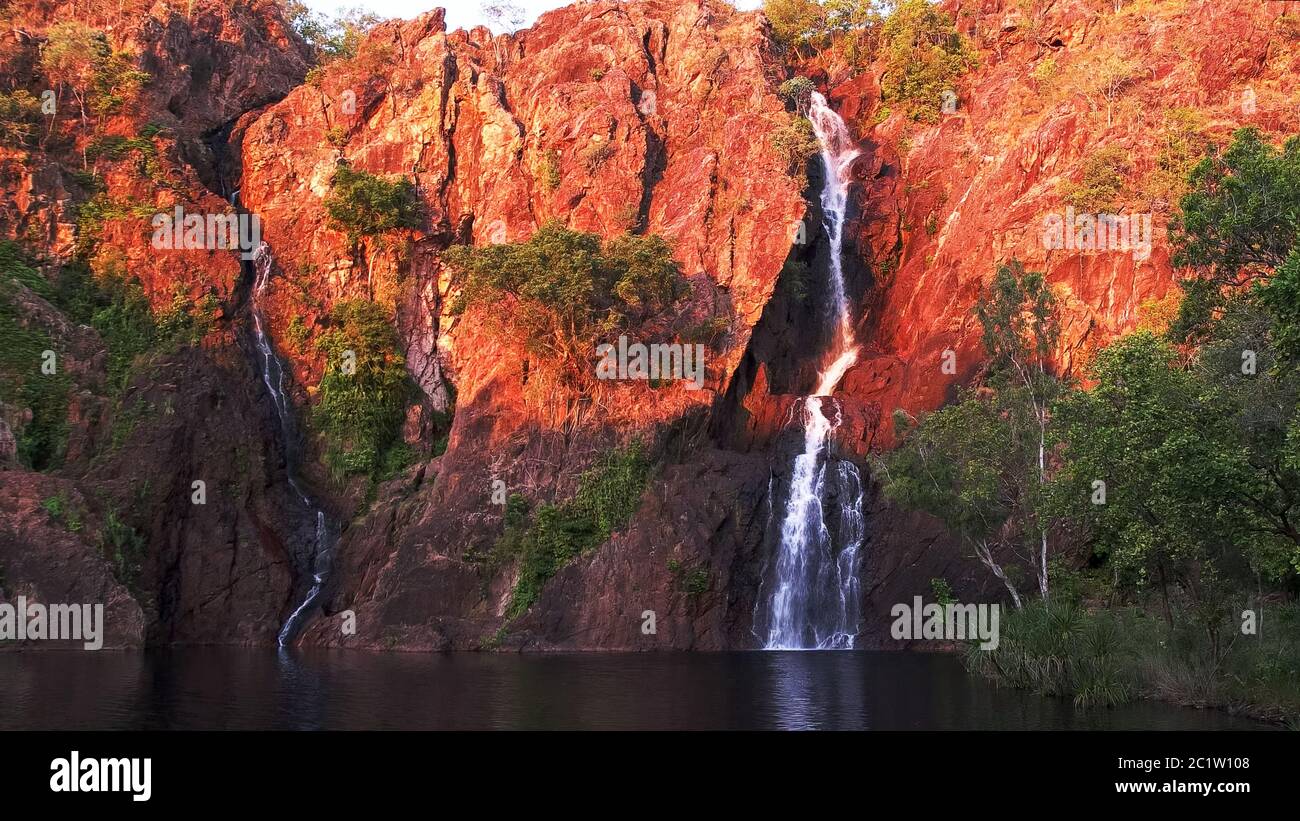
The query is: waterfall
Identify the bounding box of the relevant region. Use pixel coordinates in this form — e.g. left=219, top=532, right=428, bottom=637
left=757, top=91, right=866, bottom=651
left=247, top=244, right=337, bottom=647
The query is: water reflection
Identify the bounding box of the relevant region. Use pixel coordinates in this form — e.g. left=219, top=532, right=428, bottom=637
left=0, top=649, right=1269, bottom=731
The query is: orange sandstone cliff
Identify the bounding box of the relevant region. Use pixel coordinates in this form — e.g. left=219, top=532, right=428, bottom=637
left=1, top=0, right=1297, bottom=650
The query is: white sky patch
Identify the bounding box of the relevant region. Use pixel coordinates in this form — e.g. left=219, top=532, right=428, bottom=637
left=301, top=0, right=762, bottom=33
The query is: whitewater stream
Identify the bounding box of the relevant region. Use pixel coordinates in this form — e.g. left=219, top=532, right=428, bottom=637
left=246, top=243, right=336, bottom=647
left=758, top=92, right=867, bottom=650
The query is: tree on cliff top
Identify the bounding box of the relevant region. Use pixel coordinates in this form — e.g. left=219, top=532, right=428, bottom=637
left=764, top=0, right=887, bottom=59
left=40, top=22, right=109, bottom=125
left=879, top=0, right=975, bottom=122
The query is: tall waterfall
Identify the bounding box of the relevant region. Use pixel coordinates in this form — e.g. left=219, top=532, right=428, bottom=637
left=758, top=92, right=866, bottom=651
left=248, top=245, right=337, bottom=647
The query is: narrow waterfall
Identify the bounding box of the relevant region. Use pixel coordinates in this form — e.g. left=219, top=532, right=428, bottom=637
left=247, top=244, right=337, bottom=647
left=758, top=92, right=867, bottom=650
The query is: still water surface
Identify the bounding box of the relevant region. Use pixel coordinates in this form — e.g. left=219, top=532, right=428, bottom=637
left=0, top=649, right=1266, bottom=730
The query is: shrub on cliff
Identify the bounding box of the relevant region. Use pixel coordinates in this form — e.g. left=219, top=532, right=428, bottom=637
left=314, top=299, right=412, bottom=478
left=0, top=243, right=71, bottom=469
left=879, top=0, right=975, bottom=122
left=1060, top=145, right=1131, bottom=212
left=498, top=443, right=652, bottom=620
left=40, top=22, right=149, bottom=126
left=771, top=115, right=820, bottom=181
left=323, top=163, right=422, bottom=245
left=0, top=90, right=41, bottom=147
left=445, top=221, right=684, bottom=395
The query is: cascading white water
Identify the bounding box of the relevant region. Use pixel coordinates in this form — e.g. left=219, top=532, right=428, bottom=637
left=759, top=91, right=866, bottom=650
left=248, top=245, right=335, bottom=647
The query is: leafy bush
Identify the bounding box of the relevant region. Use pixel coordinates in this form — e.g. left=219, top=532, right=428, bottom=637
left=499, top=443, right=652, bottom=619
left=445, top=222, right=683, bottom=392
left=879, top=0, right=975, bottom=122
left=764, top=0, right=827, bottom=53
left=40, top=22, right=148, bottom=124
left=965, top=600, right=1138, bottom=707
left=0, top=243, right=72, bottom=469
left=771, top=115, right=819, bottom=180
left=537, top=148, right=562, bottom=191
left=41, top=492, right=82, bottom=531
left=323, top=162, right=421, bottom=244
left=100, top=509, right=146, bottom=595
left=0, top=90, right=41, bottom=146
left=313, top=299, right=412, bottom=478
left=1060, top=145, right=1131, bottom=211
left=778, top=76, right=815, bottom=110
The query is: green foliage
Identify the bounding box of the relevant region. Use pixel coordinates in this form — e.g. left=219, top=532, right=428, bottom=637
left=537, top=148, right=562, bottom=191
left=930, top=577, right=956, bottom=607
left=1145, top=107, right=1210, bottom=209
left=445, top=222, right=684, bottom=391
left=40, top=22, right=148, bottom=123
left=1051, top=315, right=1299, bottom=658
left=968, top=599, right=1300, bottom=721
left=79, top=265, right=208, bottom=395
left=100, top=509, right=145, bottom=595
left=879, top=261, right=1062, bottom=604
left=965, top=601, right=1137, bottom=707
left=1060, top=145, right=1131, bottom=211
left=499, top=443, right=652, bottom=619
left=42, top=492, right=83, bottom=532
left=0, top=90, right=41, bottom=147
left=770, top=115, right=819, bottom=180
left=323, top=163, right=421, bottom=245
left=764, top=0, right=828, bottom=52
left=879, top=0, right=975, bottom=122
left=314, top=299, right=412, bottom=478
left=777, top=77, right=816, bottom=111
left=684, top=567, right=710, bottom=596
left=764, top=0, right=881, bottom=59
left=1261, top=246, right=1300, bottom=359
left=285, top=2, right=384, bottom=62
left=286, top=315, right=311, bottom=352
left=0, top=243, right=71, bottom=469
left=1171, top=128, right=1300, bottom=283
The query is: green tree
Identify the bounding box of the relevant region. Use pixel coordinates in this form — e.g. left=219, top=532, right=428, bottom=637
left=878, top=0, right=975, bottom=121
left=323, top=163, right=422, bottom=243
left=879, top=261, right=1064, bottom=606
left=1170, top=128, right=1300, bottom=359
left=1051, top=329, right=1293, bottom=659
left=40, top=22, right=109, bottom=125
left=878, top=397, right=1026, bottom=607
left=323, top=162, right=421, bottom=296
left=1172, top=129, right=1300, bottom=284
left=763, top=0, right=828, bottom=53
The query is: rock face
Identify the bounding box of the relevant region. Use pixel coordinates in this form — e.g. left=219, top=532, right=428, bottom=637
left=826, top=0, right=1300, bottom=449
left=235, top=0, right=810, bottom=649
left=0, top=0, right=311, bottom=647
left=3, top=0, right=1297, bottom=651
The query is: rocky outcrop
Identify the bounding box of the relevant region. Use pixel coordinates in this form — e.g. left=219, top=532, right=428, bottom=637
left=235, top=0, right=811, bottom=649
left=825, top=0, right=1300, bottom=448
left=0, top=0, right=312, bottom=646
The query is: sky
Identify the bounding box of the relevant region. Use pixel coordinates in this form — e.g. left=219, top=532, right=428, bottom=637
left=303, top=0, right=762, bottom=33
